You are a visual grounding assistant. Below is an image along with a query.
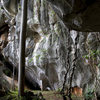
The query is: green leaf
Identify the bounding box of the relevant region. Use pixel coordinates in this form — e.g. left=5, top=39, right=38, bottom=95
left=98, top=63, right=100, bottom=68
left=28, top=58, right=33, bottom=63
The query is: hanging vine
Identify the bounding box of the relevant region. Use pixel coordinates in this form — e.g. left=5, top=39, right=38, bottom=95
left=69, top=32, right=79, bottom=100
left=61, top=29, right=72, bottom=100
left=61, top=30, right=79, bottom=100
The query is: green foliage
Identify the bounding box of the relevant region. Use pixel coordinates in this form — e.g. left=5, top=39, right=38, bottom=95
left=18, top=5, right=21, bottom=10
left=36, top=55, right=41, bottom=60
left=83, top=55, right=89, bottom=59
left=4, top=70, right=9, bottom=75
left=83, top=50, right=100, bottom=67
left=41, top=49, right=47, bottom=53
left=98, top=63, right=100, bottom=68
left=83, top=50, right=100, bottom=59
left=28, top=48, right=47, bottom=63
left=56, top=88, right=62, bottom=92
left=50, top=10, right=55, bottom=16
left=3, top=69, right=11, bottom=77
left=2, top=79, right=6, bottom=84
left=84, top=88, right=94, bottom=100
left=28, top=58, right=33, bottom=63
left=0, top=90, right=43, bottom=100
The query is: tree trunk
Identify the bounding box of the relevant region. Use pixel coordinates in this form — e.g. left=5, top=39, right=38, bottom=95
left=18, top=0, right=27, bottom=96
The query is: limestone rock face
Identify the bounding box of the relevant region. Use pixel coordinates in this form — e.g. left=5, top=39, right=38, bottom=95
left=47, top=0, right=100, bottom=32
left=0, top=0, right=100, bottom=95
left=0, top=10, right=5, bottom=28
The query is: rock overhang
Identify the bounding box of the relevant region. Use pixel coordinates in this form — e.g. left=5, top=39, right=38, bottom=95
left=47, top=0, right=100, bottom=32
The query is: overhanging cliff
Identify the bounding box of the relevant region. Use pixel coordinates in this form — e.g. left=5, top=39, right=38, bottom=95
left=47, top=0, right=100, bottom=32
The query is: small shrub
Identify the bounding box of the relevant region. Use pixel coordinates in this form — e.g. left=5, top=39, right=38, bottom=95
left=84, top=88, right=94, bottom=100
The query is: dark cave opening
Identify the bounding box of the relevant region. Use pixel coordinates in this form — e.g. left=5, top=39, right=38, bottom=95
left=0, top=53, right=41, bottom=90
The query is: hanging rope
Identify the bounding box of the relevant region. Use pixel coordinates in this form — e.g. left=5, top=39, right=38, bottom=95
left=11, top=0, right=19, bottom=90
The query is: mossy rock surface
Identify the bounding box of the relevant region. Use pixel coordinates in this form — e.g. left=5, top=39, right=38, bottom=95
left=0, top=90, right=45, bottom=100
left=0, top=90, right=85, bottom=100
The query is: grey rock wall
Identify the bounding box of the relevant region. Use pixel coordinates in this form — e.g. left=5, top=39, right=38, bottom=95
left=0, top=0, right=100, bottom=95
